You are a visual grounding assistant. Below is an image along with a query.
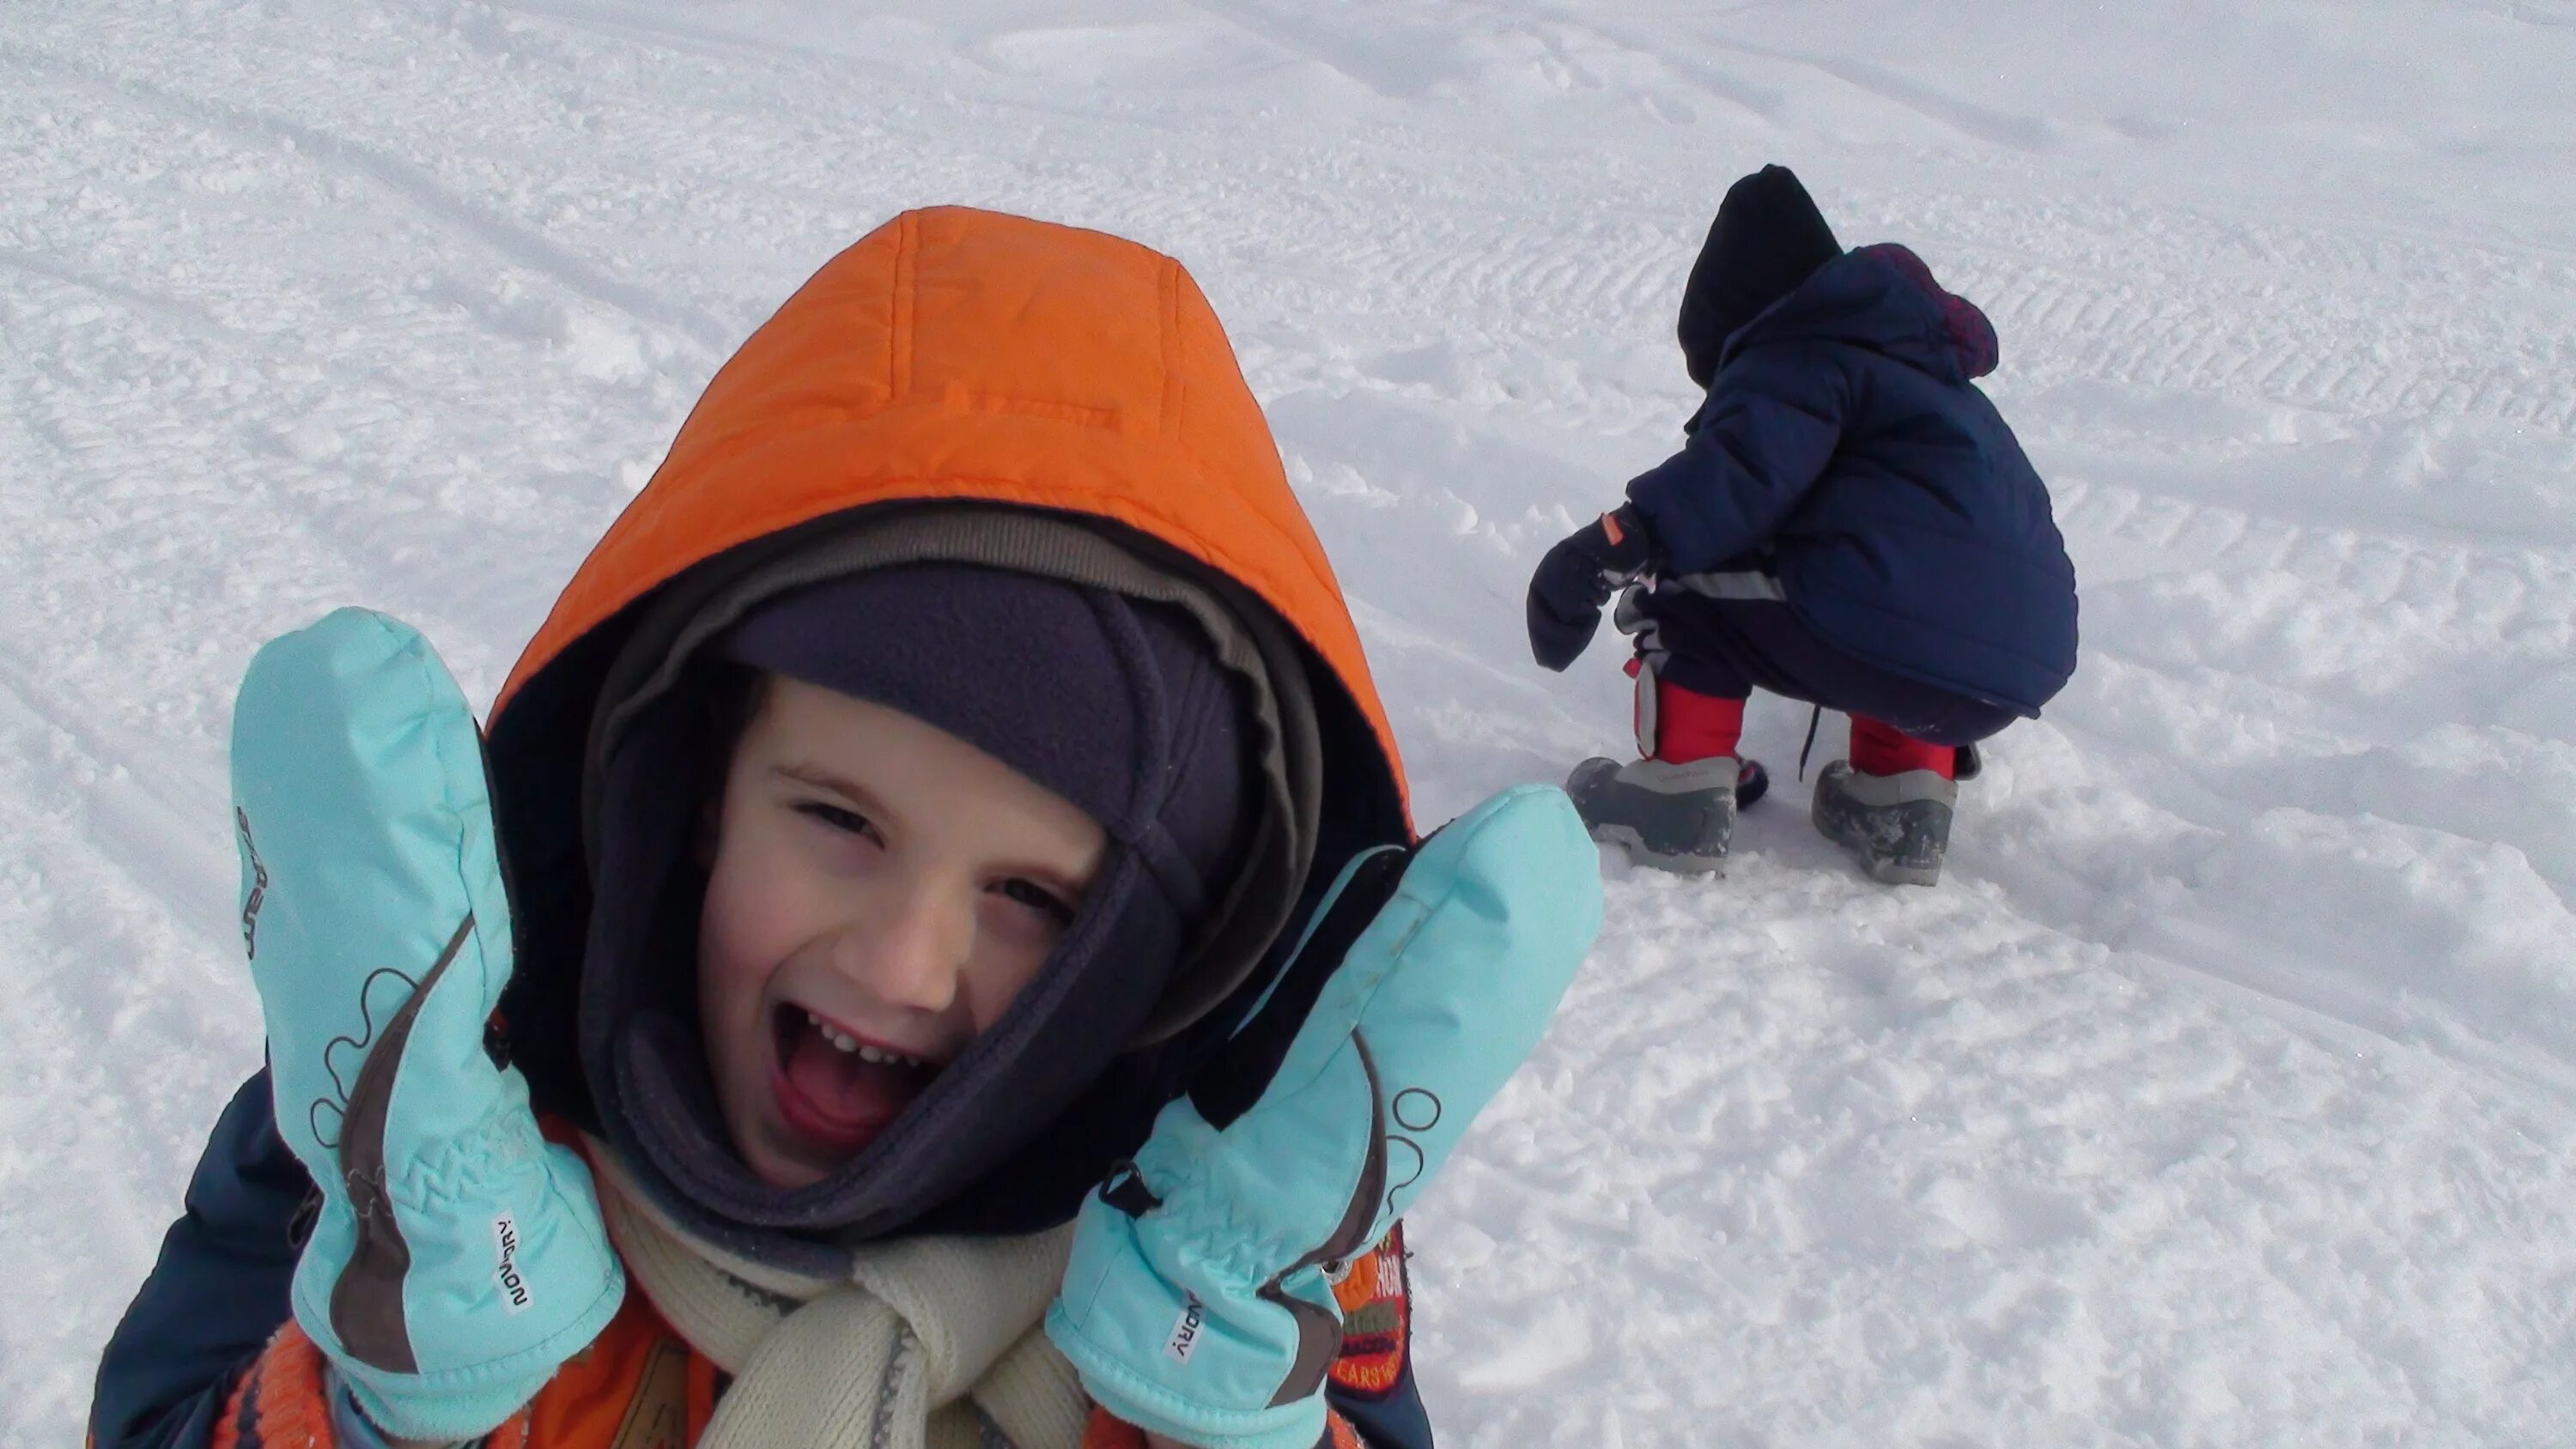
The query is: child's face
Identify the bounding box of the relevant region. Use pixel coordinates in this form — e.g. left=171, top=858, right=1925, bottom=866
left=696, top=675, right=1107, bottom=1190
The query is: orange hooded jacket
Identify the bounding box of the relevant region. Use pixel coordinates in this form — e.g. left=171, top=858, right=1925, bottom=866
left=193, top=209, right=1420, bottom=1449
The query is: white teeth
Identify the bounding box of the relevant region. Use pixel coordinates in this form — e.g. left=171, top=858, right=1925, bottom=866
left=800, top=1011, right=920, bottom=1066
left=805, top=1012, right=860, bottom=1053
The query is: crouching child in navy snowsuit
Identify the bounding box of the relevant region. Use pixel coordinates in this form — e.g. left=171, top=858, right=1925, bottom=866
left=92, top=208, right=1604, bottom=1449
left=1526, top=165, right=2079, bottom=885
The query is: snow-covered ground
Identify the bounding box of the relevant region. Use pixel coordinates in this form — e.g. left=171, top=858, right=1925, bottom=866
left=9, top=1, right=2576, bottom=1442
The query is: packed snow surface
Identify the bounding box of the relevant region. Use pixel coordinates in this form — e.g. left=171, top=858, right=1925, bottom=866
left=9, top=1, right=2575, bottom=1443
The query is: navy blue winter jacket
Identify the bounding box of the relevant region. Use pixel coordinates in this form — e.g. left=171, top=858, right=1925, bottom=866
left=1624, top=243, right=2079, bottom=716
left=91, top=1071, right=303, bottom=1449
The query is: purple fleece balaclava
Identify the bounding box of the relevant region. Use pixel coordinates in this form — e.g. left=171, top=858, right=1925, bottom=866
left=720, top=563, right=1254, bottom=937
left=579, top=560, right=1264, bottom=1265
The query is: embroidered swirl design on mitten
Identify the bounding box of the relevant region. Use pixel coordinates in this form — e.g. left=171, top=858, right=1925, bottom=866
left=309, top=965, right=422, bottom=1154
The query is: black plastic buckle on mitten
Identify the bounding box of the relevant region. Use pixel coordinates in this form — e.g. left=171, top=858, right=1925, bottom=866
left=1100, top=1160, right=1163, bottom=1217
left=1184, top=844, right=1415, bottom=1133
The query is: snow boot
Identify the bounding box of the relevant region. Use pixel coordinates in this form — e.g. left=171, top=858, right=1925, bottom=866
left=1812, top=718, right=1956, bottom=885
left=1567, top=755, right=1741, bottom=873
left=1569, top=663, right=1766, bottom=872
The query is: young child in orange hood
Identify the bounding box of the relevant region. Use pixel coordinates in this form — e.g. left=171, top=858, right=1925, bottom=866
left=94, top=209, right=1600, bottom=1449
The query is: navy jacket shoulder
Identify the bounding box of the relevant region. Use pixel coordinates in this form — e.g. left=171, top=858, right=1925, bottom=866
left=1624, top=244, right=2079, bottom=717
left=92, top=1068, right=307, bottom=1449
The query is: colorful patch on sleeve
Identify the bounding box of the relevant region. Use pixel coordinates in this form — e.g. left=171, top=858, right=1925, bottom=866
left=213, top=1319, right=533, bottom=1449
left=1326, top=1222, right=1411, bottom=1401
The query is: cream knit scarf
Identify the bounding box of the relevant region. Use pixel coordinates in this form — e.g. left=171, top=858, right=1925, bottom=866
left=588, top=1143, right=1091, bottom=1449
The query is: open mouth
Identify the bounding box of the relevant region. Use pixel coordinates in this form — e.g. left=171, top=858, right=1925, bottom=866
left=766, top=1003, right=940, bottom=1156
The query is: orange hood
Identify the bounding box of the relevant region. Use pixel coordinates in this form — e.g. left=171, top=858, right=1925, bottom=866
left=492, top=205, right=1405, bottom=822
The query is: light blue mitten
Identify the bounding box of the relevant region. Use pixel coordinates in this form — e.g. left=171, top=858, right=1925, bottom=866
left=231, top=608, right=624, bottom=1442
left=1047, top=784, right=1602, bottom=1449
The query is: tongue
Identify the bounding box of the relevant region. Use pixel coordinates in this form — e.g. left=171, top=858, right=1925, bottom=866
left=781, top=1020, right=923, bottom=1137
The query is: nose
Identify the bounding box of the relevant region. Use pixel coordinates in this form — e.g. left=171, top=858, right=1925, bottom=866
left=832, top=869, right=972, bottom=1015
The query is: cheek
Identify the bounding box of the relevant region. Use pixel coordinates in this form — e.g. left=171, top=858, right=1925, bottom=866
left=956, top=912, right=1066, bottom=1034
left=696, top=834, right=800, bottom=1034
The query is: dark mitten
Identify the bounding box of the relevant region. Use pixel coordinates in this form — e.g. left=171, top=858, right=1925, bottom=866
left=1525, top=506, right=1656, bottom=671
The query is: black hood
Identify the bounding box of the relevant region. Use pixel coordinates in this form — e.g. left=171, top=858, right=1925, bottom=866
left=1677, top=164, right=1844, bottom=390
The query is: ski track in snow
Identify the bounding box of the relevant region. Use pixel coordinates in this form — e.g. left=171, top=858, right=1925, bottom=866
left=8, top=0, right=2575, bottom=1442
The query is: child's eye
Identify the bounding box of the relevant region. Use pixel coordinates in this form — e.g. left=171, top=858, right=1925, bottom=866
left=995, top=877, right=1077, bottom=927
left=795, top=800, right=879, bottom=841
